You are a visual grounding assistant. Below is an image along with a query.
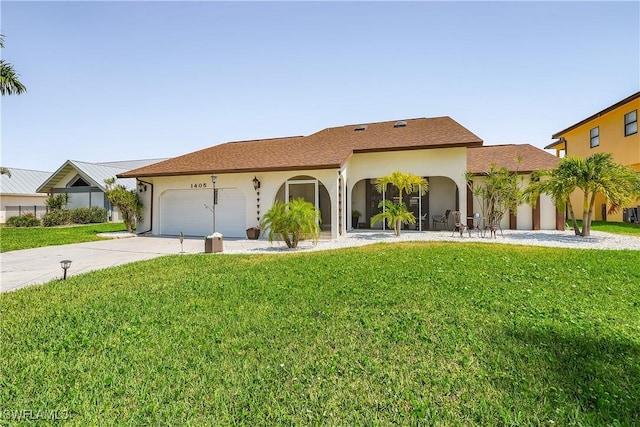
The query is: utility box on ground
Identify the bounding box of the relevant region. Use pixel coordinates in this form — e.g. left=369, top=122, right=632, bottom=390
left=205, top=232, right=223, bottom=253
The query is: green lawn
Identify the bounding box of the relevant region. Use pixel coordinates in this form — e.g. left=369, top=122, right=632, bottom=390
left=578, top=220, right=640, bottom=236
left=1, top=243, right=639, bottom=425
left=0, top=223, right=126, bottom=252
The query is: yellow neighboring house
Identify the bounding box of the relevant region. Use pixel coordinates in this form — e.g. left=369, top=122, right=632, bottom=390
left=546, top=91, right=640, bottom=223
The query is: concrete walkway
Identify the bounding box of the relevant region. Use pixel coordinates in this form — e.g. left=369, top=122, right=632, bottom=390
left=0, top=235, right=273, bottom=293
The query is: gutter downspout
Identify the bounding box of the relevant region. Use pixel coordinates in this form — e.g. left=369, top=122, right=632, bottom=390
left=137, top=179, right=154, bottom=235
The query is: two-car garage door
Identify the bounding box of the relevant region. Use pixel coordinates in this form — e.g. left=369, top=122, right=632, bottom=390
left=159, top=189, right=246, bottom=237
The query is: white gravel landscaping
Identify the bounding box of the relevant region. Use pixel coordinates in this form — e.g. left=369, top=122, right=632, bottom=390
left=222, top=229, right=640, bottom=254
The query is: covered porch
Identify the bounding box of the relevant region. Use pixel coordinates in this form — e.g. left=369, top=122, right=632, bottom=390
left=349, top=176, right=463, bottom=231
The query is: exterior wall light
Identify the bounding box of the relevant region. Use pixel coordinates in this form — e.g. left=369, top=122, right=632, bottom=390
left=253, top=176, right=261, bottom=222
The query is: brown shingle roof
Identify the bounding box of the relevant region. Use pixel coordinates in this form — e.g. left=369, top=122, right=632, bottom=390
left=467, top=144, right=559, bottom=175
left=118, top=117, right=483, bottom=178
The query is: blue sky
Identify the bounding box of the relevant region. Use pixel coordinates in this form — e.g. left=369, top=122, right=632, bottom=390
left=1, top=1, right=638, bottom=172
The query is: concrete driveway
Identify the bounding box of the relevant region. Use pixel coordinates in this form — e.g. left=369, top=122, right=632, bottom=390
left=0, top=235, right=271, bottom=293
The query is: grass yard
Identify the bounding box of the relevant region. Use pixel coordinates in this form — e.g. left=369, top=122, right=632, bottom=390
left=0, top=223, right=126, bottom=252
left=578, top=220, right=640, bottom=236
left=1, top=243, right=639, bottom=425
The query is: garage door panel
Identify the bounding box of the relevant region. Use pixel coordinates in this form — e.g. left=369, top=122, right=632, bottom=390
left=160, top=189, right=246, bottom=237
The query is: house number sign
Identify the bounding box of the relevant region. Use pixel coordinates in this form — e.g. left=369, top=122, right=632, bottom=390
left=190, top=183, right=208, bottom=189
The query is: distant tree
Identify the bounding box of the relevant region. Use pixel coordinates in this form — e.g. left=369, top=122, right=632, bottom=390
left=526, top=153, right=640, bottom=236
left=260, top=198, right=321, bottom=248
left=0, top=167, right=11, bottom=177
left=0, top=34, right=27, bottom=96
left=104, top=178, right=143, bottom=233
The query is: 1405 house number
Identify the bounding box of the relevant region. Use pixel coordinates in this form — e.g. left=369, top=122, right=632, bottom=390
left=190, top=183, right=208, bottom=189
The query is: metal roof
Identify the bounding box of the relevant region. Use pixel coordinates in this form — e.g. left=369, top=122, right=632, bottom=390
left=36, top=159, right=162, bottom=193
left=0, top=168, right=53, bottom=196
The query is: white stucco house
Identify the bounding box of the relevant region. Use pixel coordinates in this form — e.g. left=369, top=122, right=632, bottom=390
left=0, top=168, right=52, bottom=223
left=118, top=117, right=561, bottom=238
left=37, top=159, right=167, bottom=222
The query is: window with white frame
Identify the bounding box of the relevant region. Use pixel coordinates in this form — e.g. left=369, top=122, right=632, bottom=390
left=625, top=110, right=637, bottom=136
left=590, top=126, right=599, bottom=148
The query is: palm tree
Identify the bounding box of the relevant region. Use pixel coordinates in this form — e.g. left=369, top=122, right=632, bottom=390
left=1, top=34, right=27, bottom=96
left=260, top=198, right=321, bottom=248
left=370, top=200, right=416, bottom=236
left=375, top=171, right=428, bottom=204
left=526, top=158, right=581, bottom=235
left=527, top=154, right=640, bottom=236
left=0, top=167, right=11, bottom=178
left=374, top=171, right=428, bottom=235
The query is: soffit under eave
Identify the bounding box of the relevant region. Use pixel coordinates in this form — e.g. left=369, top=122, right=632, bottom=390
left=544, top=139, right=566, bottom=150
left=36, top=163, right=102, bottom=193
left=117, top=164, right=345, bottom=179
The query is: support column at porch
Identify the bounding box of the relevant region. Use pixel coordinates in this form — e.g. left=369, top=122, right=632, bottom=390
left=454, top=176, right=468, bottom=220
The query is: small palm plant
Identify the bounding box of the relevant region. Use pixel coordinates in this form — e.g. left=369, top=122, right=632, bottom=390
left=373, top=171, right=427, bottom=236
left=260, top=198, right=321, bottom=248
left=370, top=200, right=416, bottom=236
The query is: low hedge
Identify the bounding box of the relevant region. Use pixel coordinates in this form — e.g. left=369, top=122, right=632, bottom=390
left=6, top=213, right=41, bottom=227
left=42, top=207, right=109, bottom=227
left=42, top=209, right=72, bottom=227
left=70, top=207, right=108, bottom=224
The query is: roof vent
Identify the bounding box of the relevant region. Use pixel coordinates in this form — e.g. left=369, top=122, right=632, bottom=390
left=393, top=120, right=407, bottom=128
left=354, top=125, right=367, bottom=131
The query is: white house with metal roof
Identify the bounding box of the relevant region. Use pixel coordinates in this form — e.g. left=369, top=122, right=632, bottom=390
left=1, top=168, right=52, bottom=223
left=37, top=159, right=166, bottom=222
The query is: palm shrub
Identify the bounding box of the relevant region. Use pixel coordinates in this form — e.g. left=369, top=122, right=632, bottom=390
left=370, top=200, right=416, bottom=236
left=466, top=164, right=522, bottom=228
left=373, top=171, right=428, bottom=236
left=46, top=193, right=69, bottom=210
left=260, top=198, right=321, bottom=248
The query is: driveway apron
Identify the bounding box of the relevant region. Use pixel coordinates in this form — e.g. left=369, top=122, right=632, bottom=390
left=0, top=236, right=207, bottom=293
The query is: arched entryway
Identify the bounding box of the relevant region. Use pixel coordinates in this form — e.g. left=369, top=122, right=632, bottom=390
left=275, top=175, right=332, bottom=231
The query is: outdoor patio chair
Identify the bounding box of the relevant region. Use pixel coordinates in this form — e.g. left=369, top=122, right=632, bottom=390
left=432, top=209, right=451, bottom=231
left=485, top=218, right=504, bottom=239
left=450, top=211, right=470, bottom=237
